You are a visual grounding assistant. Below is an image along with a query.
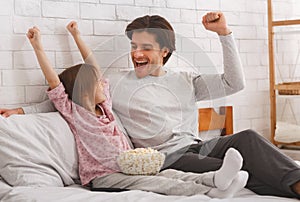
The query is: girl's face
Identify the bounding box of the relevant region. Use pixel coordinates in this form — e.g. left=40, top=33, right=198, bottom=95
left=94, top=79, right=106, bottom=104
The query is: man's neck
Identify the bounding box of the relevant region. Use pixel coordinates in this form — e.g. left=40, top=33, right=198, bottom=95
left=150, top=68, right=166, bottom=77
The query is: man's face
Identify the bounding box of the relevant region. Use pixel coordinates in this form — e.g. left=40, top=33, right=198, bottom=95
left=130, top=31, right=168, bottom=78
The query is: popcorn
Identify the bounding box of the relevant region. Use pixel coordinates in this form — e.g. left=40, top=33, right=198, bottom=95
left=117, top=148, right=165, bottom=175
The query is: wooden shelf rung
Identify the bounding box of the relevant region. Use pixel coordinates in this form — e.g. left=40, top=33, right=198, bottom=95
left=272, top=19, right=300, bottom=26
left=275, top=83, right=300, bottom=90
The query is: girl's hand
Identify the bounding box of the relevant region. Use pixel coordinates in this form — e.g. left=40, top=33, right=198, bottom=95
left=66, top=21, right=80, bottom=37
left=26, top=26, right=43, bottom=50
left=202, top=12, right=231, bottom=36
left=0, top=108, right=24, bottom=118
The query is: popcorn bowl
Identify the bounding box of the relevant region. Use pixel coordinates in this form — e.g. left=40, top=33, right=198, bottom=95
left=117, top=148, right=165, bottom=175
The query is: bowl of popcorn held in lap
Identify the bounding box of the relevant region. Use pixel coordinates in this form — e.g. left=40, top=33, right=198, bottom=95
left=117, top=148, right=165, bottom=175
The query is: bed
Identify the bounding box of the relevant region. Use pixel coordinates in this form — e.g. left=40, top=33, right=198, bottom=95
left=0, top=108, right=299, bottom=202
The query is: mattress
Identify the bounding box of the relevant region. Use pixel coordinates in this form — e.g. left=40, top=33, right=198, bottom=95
left=0, top=181, right=299, bottom=202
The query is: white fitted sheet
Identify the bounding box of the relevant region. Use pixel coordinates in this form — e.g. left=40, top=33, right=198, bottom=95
left=0, top=181, right=299, bottom=202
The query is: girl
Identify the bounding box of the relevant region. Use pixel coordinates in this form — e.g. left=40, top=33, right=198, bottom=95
left=25, top=22, right=248, bottom=198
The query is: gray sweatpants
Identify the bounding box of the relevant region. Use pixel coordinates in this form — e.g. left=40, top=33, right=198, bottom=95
left=92, top=169, right=215, bottom=196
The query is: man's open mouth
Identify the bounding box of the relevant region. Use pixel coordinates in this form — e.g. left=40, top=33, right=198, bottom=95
left=135, top=60, right=149, bottom=68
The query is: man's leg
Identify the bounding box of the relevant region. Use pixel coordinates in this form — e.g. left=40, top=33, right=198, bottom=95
left=208, top=129, right=300, bottom=198
left=164, top=148, right=244, bottom=190
left=164, top=148, right=223, bottom=173
left=167, top=129, right=300, bottom=198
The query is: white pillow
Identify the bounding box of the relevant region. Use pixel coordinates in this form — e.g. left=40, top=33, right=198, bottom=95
left=0, top=112, right=79, bottom=187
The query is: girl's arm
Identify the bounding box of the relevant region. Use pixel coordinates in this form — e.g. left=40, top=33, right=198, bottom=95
left=66, top=21, right=101, bottom=71
left=27, top=27, right=60, bottom=90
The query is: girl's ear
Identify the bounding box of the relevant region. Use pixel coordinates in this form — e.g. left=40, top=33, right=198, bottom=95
left=162, top=47, right=170, bottom=57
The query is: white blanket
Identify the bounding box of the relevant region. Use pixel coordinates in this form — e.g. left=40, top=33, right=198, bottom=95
left=275, top=122, right=300, bottom=143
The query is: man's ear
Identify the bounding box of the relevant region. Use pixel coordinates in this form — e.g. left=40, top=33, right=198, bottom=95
left=162, top=47, right=170, bottom=57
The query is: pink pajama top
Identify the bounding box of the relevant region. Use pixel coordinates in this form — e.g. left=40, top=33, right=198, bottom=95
left=47, top=80, right=131, bottom=185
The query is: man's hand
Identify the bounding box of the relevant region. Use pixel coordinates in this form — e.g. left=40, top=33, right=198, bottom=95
left=0, top=108, right=24, bottom=118
left=66, top=21, right=80, bottom=38
left=202, top=12, right=231, bottom=36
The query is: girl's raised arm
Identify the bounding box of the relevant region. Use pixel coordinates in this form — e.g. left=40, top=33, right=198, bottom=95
left=27, top=27, right=60, bottom=89
left=66, top=21, right=101, bottom=72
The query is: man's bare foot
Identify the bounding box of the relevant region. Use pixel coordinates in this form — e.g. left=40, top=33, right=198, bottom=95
left=292, top=180, right=300, bottom=195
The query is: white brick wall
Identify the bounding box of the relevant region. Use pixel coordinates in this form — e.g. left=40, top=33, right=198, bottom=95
left=116, top=6, right=149, bottom=20
left=221, top=0, right=247, bottom=12
left=101, top=0, right=134, bottom=5
left=15, top=0, right=41, bottom=17
left=196, top=0, right=220, bottom=11
left=135, top=0, right=153, bottom=7
left=0, top=0, right=298, bottom=140
left=42, top=1, right=79, bottom=19
left=0, top=52, right=13, bottom=70
left=0, top=0, right=13, bottom=16
left=0, top=86, right=25, bottom=104
left=0, top=16, right=13, bottom=34
left=94, top=20, right=128, bottom=35
left=166, top=0, right=196, bottom=10
left=150, top=8, right=180, bottom=22
left=2, top=70, right=45, bottom=86
left=14, top=51, right=55, bottom=69
left=81, top=4, right=115, bottom=20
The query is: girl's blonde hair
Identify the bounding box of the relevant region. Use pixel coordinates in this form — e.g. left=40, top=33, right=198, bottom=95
left=58, top=63, right=100, bottom=110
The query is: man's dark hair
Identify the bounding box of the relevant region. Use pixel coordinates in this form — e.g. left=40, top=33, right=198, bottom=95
left=125, top=15, right=176, bottom=65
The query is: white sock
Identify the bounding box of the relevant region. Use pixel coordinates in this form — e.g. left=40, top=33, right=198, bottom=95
left=207, top=170, right=249, bottom=198
left=214, top=148, right=243, bottom=190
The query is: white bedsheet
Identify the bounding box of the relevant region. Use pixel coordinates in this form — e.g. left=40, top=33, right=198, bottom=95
left=0, top=181, right=298, bottom=202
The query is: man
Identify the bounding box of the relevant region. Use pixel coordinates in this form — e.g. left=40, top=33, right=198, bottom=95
left=1, top=12, right=300, bottom=198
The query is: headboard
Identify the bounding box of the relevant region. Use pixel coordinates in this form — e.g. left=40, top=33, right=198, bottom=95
left=198, top=106, right=233, bottom=136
